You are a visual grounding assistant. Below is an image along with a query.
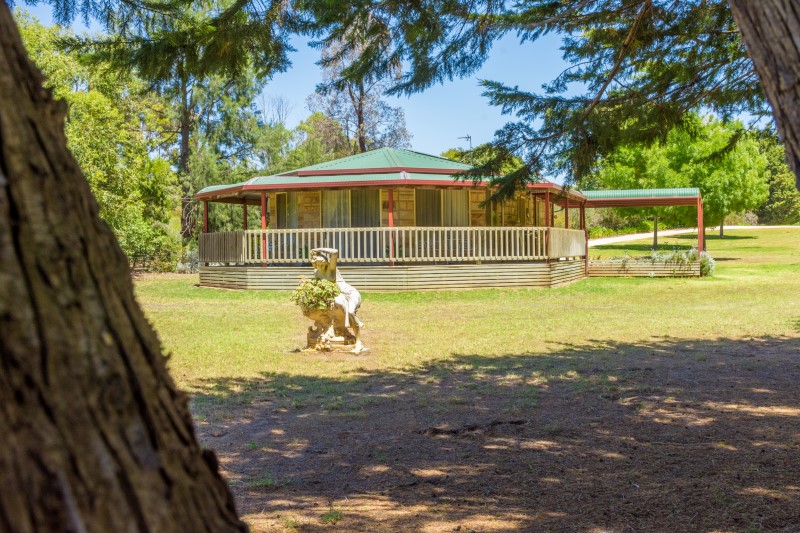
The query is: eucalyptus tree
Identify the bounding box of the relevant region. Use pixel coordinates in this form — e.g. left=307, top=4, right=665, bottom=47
left=307, top=40, right=411, bottom=153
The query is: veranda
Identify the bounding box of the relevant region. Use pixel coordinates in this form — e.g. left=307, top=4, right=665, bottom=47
left=195, top=148, right=703, bottom=290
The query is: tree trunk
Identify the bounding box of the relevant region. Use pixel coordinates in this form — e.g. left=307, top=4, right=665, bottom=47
left=355, top=82, right=367, bottom=153
left=652, top=214, right=658, bottom=250
left=720, top=218, right=725, bottom=238
left=0, top=4, right=245, bottom=531
left=179, top=76, right=194, bottom=242
left=729, top=0, right=800, bottom=189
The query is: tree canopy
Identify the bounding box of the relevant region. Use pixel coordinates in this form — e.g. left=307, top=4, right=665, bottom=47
left=595, top=115, right=769, bottom=235
left=26, top=0, right=800, bottom=194
left=17, top=11, right=180, bottom=265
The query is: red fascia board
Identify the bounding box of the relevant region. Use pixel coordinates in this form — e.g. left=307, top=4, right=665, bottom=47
left=585, top=196, right=699, bottom=208
left=289, top=167, right=468, bottom=177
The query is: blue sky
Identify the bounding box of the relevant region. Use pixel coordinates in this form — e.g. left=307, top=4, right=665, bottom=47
left=265, top=33, right=569, bottom=156
left=23, top=4, right=570, bottom=157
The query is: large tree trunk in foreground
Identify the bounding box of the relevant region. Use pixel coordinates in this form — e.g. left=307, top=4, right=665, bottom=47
left=729, top=0, right=800, bottom=189
left=0, top=3, right=245, bottom=531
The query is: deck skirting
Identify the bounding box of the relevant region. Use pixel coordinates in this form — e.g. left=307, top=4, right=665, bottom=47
left=199, top=261, right=585, bottom=291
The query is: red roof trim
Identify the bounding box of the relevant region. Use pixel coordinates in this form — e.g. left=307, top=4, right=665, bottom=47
left=195, top=180, right=587, bottom=201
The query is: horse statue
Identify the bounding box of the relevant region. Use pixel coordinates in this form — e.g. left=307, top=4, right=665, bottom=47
left=304, top=247, right=366, bottom=353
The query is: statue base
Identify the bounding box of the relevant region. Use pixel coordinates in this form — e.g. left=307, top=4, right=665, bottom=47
left=306, top=326, right=366, bottom=354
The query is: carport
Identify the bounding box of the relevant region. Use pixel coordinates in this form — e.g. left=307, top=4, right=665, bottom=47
left=581, top=188, right=705, bottom=251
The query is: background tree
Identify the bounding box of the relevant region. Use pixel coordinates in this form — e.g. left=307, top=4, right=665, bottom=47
left=755, top=131, right=800, bottom=225
left=17, top=11, right=180, bottom=266
left=308, top=40, right=411, bottom=153
left=71, top=0, right=295, bottom=241
left=281, top=111, right=352, bottom=170
left=595, top=116, right=769, bottom=239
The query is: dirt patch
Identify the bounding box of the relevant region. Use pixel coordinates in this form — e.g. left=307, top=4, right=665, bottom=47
left=193, top=336, right=800, bottom=532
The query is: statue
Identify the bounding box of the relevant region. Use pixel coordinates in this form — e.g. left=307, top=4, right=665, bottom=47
left=302, top=247, right=366, bottom=353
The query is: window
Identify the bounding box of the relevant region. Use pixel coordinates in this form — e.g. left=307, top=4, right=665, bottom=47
left=351, top=189, right=380, bottom=227
left=322, top=190, right=351, bottom=228
left=443, top=189, right=469, bottom=226
left=275, top=192, right=298, bottom=229
left=415, top=189, right=441, bottom=226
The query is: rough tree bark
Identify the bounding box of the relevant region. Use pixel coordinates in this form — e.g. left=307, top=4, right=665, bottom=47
left=729, top=0, right=800, bottom=189
left=0, top=3, right=246, bottom=531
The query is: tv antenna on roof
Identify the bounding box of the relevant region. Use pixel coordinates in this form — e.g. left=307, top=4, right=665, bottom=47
left=458, top=134, right=473, bottom=150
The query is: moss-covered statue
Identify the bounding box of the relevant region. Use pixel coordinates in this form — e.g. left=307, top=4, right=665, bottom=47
left=291, top=247, right=366, bottom=353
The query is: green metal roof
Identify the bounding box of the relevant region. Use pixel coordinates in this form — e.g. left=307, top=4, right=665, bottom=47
left=278, top=147, right=472, bottom=174
left=251, top=172, right=475, bottom=186
left=196, top=172, right=482, bottom=196
left=581, top=188, right=700, bottom=199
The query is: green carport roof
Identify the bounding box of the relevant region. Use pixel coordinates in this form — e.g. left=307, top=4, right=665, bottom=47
left=582, top=188, right=701, bottom=207
left=582, top=188, right=700, bottom=199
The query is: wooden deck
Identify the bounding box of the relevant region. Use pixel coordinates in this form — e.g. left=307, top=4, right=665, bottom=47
left=199, top=261, right=585, bottom=291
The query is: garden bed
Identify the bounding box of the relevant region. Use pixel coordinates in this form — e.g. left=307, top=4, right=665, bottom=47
left=588, top=249, right=713, bottom=277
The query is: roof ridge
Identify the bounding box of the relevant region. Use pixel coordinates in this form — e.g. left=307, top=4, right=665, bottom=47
left=383, top=147, right=402, bottom=167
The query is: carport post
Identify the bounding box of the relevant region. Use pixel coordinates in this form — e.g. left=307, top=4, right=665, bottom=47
left=697, top=196, right=705, bottom=252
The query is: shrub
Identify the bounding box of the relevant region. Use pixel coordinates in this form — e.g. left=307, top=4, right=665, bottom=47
left=290, top=277, right=340, bottom=312
left=175, top=249, right=199, bottom=274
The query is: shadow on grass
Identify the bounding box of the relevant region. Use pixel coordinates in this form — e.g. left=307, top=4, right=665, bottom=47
left=191, top=336, right=800, bottom=532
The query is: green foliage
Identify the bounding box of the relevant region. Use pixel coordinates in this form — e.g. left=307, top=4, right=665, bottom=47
left=594, top=116, right=769, bottom=227
left=17, top=11, right=180, bottom=266
left=755, top=133, right=800, bottom=225
left=62, top=0, right=293, bottom=242
left=290, top=277, right=341, bottom=313
left=278, top=112, right=352, bottom=171
left=304, top=1, right=773, bottom=190
left=320, top=507, right=343, bottom=525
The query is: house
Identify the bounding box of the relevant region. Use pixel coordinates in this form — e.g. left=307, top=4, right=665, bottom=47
left=195, top=148, right=703, bottom=290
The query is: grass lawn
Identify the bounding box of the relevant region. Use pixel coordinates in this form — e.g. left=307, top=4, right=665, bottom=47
left=135, top=228, right=800, bottom=532
left=136, top=228, right=800, bottom=387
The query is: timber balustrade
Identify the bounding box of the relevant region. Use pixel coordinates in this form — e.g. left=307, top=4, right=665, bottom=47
left=198, top=226, right=586, bottom=265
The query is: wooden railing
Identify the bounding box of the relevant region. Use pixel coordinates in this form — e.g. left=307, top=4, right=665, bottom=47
left=198, top=226, right=586, bottom=264
left=548, top=228, right=587, bottom=259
